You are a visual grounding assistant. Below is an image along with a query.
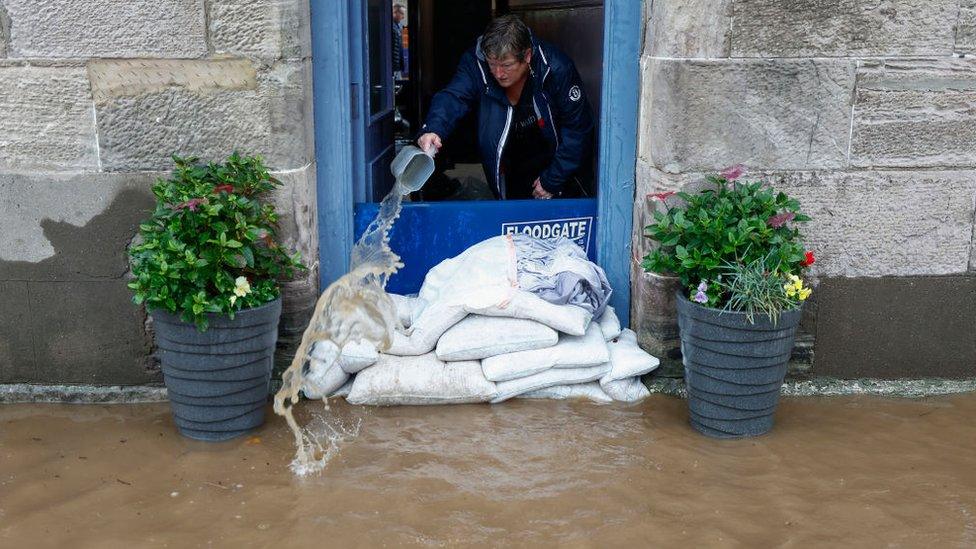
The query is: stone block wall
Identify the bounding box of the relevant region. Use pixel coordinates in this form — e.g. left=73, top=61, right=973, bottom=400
left=0, top=0, right=317, bottom=384
left=635, top=0, right=976, bottom=378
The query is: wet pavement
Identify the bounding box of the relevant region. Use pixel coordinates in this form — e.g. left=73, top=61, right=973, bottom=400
left=2, top=394, right=975, bottom=547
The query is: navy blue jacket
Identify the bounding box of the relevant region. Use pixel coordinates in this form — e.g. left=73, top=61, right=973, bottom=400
left=421, top=36, right=594, bottom=198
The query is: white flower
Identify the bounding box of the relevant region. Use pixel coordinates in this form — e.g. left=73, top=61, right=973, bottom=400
left=233, top=276, right=251, bottom=298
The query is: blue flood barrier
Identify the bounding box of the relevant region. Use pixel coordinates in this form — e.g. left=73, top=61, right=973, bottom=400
left=353, top=198, right=598, bottom=295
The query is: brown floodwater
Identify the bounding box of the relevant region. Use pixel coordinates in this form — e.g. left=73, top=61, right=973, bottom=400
left=2, top=394, right=975, bottom=547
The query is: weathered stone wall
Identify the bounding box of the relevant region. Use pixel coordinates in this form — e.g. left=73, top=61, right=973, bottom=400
left=636, top=0, right=976, bottom=378
left=0, top=0, right=317, bottom=384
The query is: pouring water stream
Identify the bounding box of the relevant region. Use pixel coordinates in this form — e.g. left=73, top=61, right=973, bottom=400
left=273, top=146, right=434, bottom=475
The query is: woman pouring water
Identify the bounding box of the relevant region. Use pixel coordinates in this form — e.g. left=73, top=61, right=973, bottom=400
left=417, top=15, right=595, bottom=200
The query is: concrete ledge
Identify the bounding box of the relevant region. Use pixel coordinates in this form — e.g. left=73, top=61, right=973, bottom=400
left=0, top=384, right=167, bottom=403
left=644, top=377, right=976, bottom=399
left=3, top=378, right=974, bottom=404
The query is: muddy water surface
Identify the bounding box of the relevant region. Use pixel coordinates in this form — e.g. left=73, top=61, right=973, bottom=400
left=2, top=394, right=975, bottom=547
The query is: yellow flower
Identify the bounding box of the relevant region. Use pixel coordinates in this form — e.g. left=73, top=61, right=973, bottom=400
left=788, top=275, right=803, bottom=292
left=785, top=274, right=811, bottom=300
left=229, top=295, right=237, bottom=306
left=234, top=276, right=251, bottom=297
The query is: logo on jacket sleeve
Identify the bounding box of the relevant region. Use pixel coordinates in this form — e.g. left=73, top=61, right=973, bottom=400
left=568, top=85, right=582, bottom=102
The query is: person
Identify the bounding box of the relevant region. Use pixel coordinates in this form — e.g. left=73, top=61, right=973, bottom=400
left=392, top=3, right=406, bottom=78
left=417, top=15, right=594, bottom=200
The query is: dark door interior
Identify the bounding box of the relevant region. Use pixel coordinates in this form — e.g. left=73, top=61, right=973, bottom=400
left=504, top=0, right=604, bottom=119
left=363, top=0, right=395, bottom=202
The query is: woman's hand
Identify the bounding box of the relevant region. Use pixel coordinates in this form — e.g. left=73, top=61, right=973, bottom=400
left=417, top=133, right=442, bottom=155
left=532, top=178, right=553, bottom=199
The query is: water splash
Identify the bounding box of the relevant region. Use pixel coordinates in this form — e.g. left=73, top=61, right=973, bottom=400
left=274, top=147, right=433, bottom=475
left=287, top=408, right=365, bottom=476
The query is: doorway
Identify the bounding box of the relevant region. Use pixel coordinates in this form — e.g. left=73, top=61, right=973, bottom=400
left=310, top=0, right=641, bottom=323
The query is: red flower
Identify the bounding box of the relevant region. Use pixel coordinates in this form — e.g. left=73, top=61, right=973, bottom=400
left=801, top=251, right=815, bottom=267
left=767, top=211, right=796, bottom=228
left=720, top=164, right=745, bottom=181
left=174, top=197, right=206, bottom=212
left=213, top=184, right=235, bottom=194
left=648, top=191, right=676, bottom=201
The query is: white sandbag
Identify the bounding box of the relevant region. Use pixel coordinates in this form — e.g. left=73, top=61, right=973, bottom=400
left=310, top=339, right=340, bottom=363
left=519, top=382, right=613, bottom=403
left=302, top=357, right=350, bottom=400
left=491, top=363, right=611, bottom=403
left=417, top=236, right=514, bottom=306
left=347, top=353, right=497, bottom=405
left=598, top=329, right=659, bottom=402
left=389, top=293, right=426, bottom=329
left=435, top=315, right=558, bottom=361
left=388, top=287, right=591, bottom=356
left=301, top=338, right=375, bottom=399
left=597, top=306, right=622, bottom=341
left=387, top=299, right=469, bottom=356
left=473, top=290, right=591, bottom=336
left=338, top=339, right=379, bottom=374
left=601, top=329, right=660, bottom=382
left=481, top=323, right=609, bottom=382
left=601, top=377, right=651, bottom=402
left=330, top=379, right=354, bottom=398
left=310, top=339, right=379, bottom=374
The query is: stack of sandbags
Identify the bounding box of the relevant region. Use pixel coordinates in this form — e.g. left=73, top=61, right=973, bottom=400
left=346, top=295, right=582, bottom=406
left=482, top=307, right=660, bottom=404
left=303, top=302, right=661, bottom=405
left=300, top=235, right=660, bottom=405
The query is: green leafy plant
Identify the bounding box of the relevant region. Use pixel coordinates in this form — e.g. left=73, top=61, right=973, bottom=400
left=128, top=153, right=304, bottom=330
left=642, top=165, right=814, bottom=318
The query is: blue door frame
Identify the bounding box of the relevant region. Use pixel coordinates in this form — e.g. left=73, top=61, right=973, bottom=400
left=309, top=0, right=641, bottom=326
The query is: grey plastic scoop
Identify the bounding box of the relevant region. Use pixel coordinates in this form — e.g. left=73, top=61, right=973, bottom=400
left=391, top=145, right=436, bottom=193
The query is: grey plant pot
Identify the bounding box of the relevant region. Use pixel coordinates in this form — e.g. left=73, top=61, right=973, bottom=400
left=151, top=298, right=281, bottom=442
left=675, top=292, right=802, bottom=439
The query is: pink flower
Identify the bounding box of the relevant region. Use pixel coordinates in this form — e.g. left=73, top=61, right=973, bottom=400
left=648, top=191, right=676, bottom=202
left=174, top=198, right=206, bottom=212
left=767, top=211, right=796, bottom=228
left=720, top=164, right=745, bottom=181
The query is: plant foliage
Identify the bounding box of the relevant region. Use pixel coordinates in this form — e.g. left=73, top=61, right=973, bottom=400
left=128, top=153, right=304, bottom=330
left=642, top=168, right=814, bottom=319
